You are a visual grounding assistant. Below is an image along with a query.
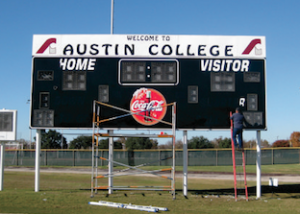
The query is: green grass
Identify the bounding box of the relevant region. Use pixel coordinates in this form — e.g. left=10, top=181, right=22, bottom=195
left=0, top=169, right=300, bottom=214
left=95, top=163, right=300, bottom=175
left=180, top=164, right=300, bottom=175
left=9, top=163, right=300, bottom=175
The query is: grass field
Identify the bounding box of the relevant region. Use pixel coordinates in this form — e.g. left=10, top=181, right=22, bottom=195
left=25, top=163, right=300, bottom=175
left=0, top=165, right=299, bottom=214
left=138, top=164, right=300, bottom=175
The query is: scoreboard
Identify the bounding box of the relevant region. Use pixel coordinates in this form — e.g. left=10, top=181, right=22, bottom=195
left=30, top=34, right=266, bottom=130
left=0, top=109, right=17, bottom=141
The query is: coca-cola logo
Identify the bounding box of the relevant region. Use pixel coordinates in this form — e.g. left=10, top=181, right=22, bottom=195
left=130, top=88, right=167, bottom=126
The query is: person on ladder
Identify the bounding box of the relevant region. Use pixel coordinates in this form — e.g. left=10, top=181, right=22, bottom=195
left=230, top=107, right=245, bottom=151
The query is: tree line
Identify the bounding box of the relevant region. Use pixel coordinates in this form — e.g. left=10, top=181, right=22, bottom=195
left=16, top=130, right=300, bottom=149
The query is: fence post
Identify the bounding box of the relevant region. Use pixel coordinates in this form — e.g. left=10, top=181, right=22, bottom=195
left=73, top=150, right=75, bottom=167
left=272, top=148, right=274, bottom=165
left=16, top=150, right=18, bottom=166
left=159, top=150, right=161, bottom=166
left=216, top=150, right=218, bottom=166
left=123, top=150, right=126, bottom=166
left=45, top=150, right=47, bottom=166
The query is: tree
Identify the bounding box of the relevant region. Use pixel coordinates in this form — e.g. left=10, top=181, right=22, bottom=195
left=116, top=137, right=126, bottom=149
left=290, top=132, right=300, bottom=147
left=16, top=138, right=30, bottom=149
left=98, top=138, right=122, bottom=149
left=69, top=136, right=93, bottom=149
left=261, top=140, right=270, bottom=148
left=157, top=140, right=183, bottom=149
left=35, top=129, right=67, bottom=149
left=150, top=139, right=159, bottom=149
left=174, top=140, right=184, bottom=149
left=272, top=140, right=289, bottom=147
left=218, top=137, right=232, bottom=148
left=244, top=140, right=255, bottom=148
left=188, top=136, right=213, bottom=149
left=212, top=137, right=231, bottom=148
left=158, top=143, right=170, bottom=149
left=242, top=139, right=270, bottom=148
left=125, top=137, right=152, bottom=151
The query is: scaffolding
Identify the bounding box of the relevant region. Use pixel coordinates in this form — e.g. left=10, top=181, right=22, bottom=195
left=91, top=101, right=176, bottom=199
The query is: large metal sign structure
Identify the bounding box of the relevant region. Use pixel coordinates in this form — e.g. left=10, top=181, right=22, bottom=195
left=31, top=34, right=266, bottom=198
left=30, top=34, right=266, bottom=131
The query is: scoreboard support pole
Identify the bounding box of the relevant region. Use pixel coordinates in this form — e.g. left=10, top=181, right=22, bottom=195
left=108, top=130, right=114, bottom=194
left=110, top=0, right=114, bottom=34
left=0, top=142, right=5, bottom=191
left=256, top=130, right=261, bottom=198
left=183, top=130, right=188, bottom=196
left=35, top=129, right=41, bottom=192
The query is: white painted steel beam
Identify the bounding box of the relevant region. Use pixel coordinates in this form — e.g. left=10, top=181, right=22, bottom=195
left=108, top=130, right=113, bottom=194
left=35, top=129, right=41, bottom=192
left=183, top=130, right=188, bottom=196
left=256, top=130, right=261, bottom=198
left=110, top=0, right=114, bottom=34
left=0, top=143, right=5, bottom=191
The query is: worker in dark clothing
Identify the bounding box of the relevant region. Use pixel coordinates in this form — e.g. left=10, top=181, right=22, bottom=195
left=230, top=107, right=245, bottom=150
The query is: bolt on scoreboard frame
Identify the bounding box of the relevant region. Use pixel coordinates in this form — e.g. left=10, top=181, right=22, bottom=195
left=30, top=34, right=266, bottom=131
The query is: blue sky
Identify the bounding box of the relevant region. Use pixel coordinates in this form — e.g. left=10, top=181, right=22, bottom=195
left=0, top=0, right=299, bottom=145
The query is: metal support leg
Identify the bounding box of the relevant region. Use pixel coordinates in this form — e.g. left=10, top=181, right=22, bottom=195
left=172, top=103, right=176, bottom=199
left=0, top=143, right=5, bottom=191
left=110, top=0, right=114, bottom=34
left=91, top=137, right=95, bottom=197
left=108, top=130, right=114, bottom=194
left=256, top=130, right=261, bottom=198
left=35, top=129, right=41, bottom=192
left=183, top=130, right=188, bottom=196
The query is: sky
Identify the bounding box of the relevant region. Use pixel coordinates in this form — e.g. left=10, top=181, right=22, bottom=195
left=0, top=0, right=300, bottom=145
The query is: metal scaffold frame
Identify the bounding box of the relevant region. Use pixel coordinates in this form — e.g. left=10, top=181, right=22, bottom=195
left=91, top=101, right=177, bottom=199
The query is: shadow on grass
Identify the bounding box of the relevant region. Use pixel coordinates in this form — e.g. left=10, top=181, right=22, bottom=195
left=83, top=184, right=300, bottom=199
left=186, top=184, right=300, bottom=198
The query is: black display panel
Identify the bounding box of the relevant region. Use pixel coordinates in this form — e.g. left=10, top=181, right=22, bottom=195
left=30, top=57, right=266, bottom=130
left=0, top=112, right=13, bottom=132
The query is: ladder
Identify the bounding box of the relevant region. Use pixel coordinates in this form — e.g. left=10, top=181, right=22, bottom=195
left=230, top=112, right=248, bottom=201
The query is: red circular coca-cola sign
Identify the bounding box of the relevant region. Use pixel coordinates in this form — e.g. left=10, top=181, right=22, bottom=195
left=130, top=88, right=167, bottom=126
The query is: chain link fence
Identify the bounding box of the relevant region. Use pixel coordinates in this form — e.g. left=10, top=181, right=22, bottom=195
left=3, top=148, right=300, bottom=167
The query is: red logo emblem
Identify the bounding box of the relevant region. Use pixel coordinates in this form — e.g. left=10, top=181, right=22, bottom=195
left=242, top=39, right=261, bottom=55
left=36, top=38, right=56, bottom=54
left=130, top=88, right=167, bottom=126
